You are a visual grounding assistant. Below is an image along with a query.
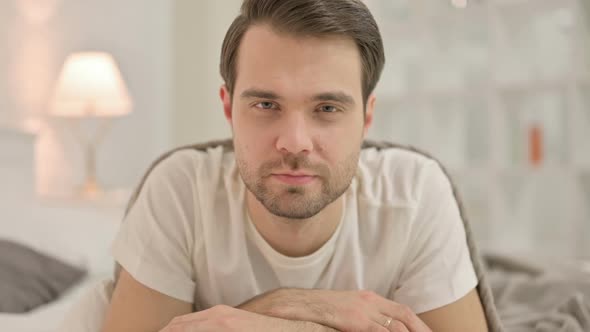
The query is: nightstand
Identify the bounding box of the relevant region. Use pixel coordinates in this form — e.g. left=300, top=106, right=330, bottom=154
left=36, top=188, right=132, bottom=221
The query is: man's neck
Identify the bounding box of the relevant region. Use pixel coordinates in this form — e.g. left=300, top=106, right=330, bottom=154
left=246, top=191, right=344, bottom=257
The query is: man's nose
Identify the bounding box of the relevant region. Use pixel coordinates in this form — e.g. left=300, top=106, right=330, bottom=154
left=275, top=112, right=313, bottom=156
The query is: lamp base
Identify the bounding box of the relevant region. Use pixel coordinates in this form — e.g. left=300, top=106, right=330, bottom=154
left=79, top=178, right=102, bottom=199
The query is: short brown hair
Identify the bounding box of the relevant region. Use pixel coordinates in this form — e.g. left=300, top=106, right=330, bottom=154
left=220, top=0, right=385, bottom=105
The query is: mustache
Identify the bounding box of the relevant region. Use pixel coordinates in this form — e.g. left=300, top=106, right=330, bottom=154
left=259, top=153, right=328, bottom=177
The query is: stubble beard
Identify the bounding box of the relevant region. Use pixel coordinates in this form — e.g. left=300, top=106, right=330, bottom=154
left=237, top=151, right=360, bottom=220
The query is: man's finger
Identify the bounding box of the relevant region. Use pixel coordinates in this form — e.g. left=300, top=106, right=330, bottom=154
left=387, top=319, right=410, bottom=332
left=168, top=309, right=211, bottom=325
left=377, top=300, right=430, bottom=332
left=371, top=313, right=410, bottom=332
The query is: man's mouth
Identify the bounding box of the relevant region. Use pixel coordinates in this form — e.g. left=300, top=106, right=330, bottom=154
left=271, top=173, right=317, bottom=185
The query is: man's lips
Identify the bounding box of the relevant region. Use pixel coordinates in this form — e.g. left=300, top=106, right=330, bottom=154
left=270, top=173, right=317, bottom=185
left=273, top=172, right=315, bottom=177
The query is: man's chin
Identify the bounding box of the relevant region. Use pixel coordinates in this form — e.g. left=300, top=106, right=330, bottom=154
left=266, top=208, right=322, bottom=220
left=262, top=198, right=325, bottom=220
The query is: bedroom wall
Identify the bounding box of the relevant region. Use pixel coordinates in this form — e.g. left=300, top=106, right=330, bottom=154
left=0, top=0, right=172, bottom=196
left=171, top=0, right=240, bottom=146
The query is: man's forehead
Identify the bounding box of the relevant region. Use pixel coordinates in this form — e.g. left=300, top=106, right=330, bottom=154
left=234, top=25, right=363, bottom=99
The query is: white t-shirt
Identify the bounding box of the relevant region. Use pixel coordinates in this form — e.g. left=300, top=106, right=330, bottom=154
left=111, top=145, right=477, bottom=314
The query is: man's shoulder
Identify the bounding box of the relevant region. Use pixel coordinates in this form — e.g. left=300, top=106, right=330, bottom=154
left=147, top=145, right=235, bottom=185
left=357, top=146, right=440, bottom=206
left=360, top=146, right=433, bottom=169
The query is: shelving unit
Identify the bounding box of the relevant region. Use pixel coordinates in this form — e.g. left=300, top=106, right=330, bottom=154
left=365, top=0, right=590, bottom=258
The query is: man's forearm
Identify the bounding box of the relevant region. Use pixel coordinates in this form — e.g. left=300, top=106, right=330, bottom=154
left=237, top=290, right=338, bottom=331
left=237, top=288, right=333, bottom=326
left=161, top=304, right=338, bottom=332
left=273, top=318, right=339, bottom=332
left=236, top=288, right=430, bottom=332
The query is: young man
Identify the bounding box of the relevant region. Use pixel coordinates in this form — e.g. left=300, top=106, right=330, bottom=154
left=100, top=0, right=489, bottom=331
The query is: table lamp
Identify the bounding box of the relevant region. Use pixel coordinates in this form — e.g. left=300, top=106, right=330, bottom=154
left=50, top=52, right=133, bottom=198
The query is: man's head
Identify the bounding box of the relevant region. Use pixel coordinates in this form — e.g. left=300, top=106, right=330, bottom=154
left=221, top=0, right=385, bottom=106
left=219, top=0, right=384, bottom=220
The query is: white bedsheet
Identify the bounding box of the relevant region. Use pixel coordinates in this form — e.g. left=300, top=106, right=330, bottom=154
left=484, top=251, right=590, bottom=332
left=0, top=274, right=111, bottom=332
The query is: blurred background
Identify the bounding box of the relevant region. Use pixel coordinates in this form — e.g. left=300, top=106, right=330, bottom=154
left=0, top=1, right=589, bottom=327
left=365, top=4, right=590, bottom=330
left=365, top=0, right=590, bottom=259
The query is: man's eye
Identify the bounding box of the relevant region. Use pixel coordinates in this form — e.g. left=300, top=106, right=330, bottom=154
left=319, top=105, right=338, bottom=113
left=255, top=102, right=277, bottom=110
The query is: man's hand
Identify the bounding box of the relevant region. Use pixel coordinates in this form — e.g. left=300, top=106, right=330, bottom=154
left=239, top=289, right=432, bottom=332
left=159, top=304, right=338, bottom=332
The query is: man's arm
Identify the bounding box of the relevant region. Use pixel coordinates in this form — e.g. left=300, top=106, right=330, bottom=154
left=238, top=288, right=432, bottom=331
left=417, top=289, right=489, bottom=332
left=100, top=268, right=335, bottom=332
left=162, top=305, right=338, bottom=332
left=239, top=287, right=488, bottom=332
left=100, top=268, right=193, bottom=332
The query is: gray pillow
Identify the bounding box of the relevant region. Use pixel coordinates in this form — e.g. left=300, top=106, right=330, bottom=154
left=0, top=238, right=87, bottom=313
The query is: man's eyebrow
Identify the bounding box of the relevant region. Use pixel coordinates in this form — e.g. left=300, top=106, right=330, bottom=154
left=240, top=89, right=356, bottom=106
left=311, top=92, right=355, bottom=106
left=240, top=89, right=282, bottom=100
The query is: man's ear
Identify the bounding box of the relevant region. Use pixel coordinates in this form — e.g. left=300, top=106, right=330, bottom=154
left=220, top=84, right=233, bottom=125
left=363, top=93, right=376, bottom=137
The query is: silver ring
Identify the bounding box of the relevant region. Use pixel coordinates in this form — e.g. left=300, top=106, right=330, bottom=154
left=383, top=317, right=392, bottom=327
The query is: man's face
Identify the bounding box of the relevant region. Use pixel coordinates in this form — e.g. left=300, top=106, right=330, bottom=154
left=221, top=24, right=373, bottom=220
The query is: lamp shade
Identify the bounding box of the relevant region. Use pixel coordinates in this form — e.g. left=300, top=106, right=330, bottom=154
left=50, top=52, right=133, bottom=117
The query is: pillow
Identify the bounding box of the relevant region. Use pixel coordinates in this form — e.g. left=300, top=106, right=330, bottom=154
left=0, top=238, right=87, bottom=313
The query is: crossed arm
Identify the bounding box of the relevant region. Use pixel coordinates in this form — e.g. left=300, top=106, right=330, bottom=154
left=100, top=269, right=488, bottom=332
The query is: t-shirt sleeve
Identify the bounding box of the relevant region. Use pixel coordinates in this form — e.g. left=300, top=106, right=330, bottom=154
left=111, top=152, right=199, bottom=303
left=392, top=160, right=478, bottom=314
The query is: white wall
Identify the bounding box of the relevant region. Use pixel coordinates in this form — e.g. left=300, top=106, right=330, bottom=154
left=171, top=1, right=241, bottom=146
left=0, top=0, right=172, bottom=195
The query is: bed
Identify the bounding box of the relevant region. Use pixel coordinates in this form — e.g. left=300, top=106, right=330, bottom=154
left=483, top=251, right=590, bottom=331
left=0, top=276, right=109, bottom=332
left=0, top=126, right=121, bottom=332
